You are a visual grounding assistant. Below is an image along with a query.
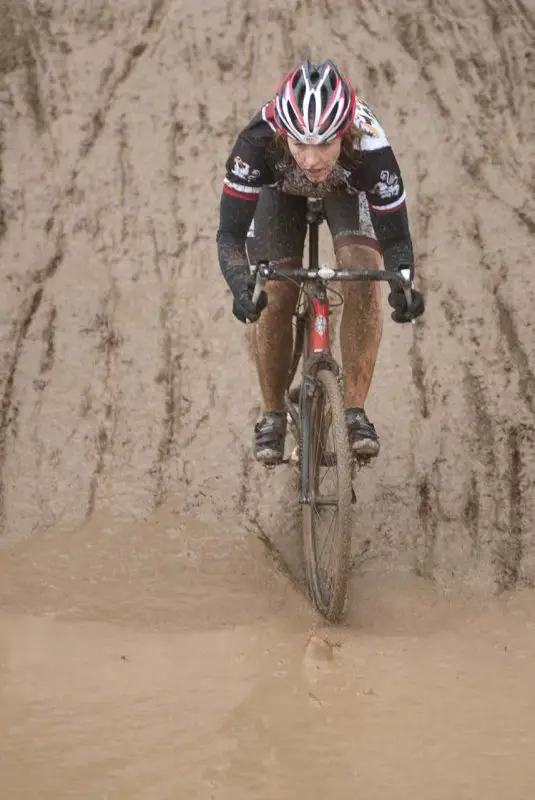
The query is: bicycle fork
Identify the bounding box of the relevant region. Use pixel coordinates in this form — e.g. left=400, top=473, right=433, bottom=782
left=298, top=373, right=316, bottom=504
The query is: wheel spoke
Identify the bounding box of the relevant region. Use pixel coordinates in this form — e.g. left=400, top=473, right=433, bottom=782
left=313, top=504, right=338, bottom=565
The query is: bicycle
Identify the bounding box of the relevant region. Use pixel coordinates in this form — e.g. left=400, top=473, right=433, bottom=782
left=251, top=196, right=413, bottom=623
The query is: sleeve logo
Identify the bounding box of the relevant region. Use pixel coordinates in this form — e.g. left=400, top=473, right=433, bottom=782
left=373, top=170, right=401, bottom=199
left=354, top=100, right=381, bottom=137
left=231, top=156, right=261, bottom=183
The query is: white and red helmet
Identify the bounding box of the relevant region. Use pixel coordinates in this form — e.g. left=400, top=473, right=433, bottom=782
left=274, top=60, right=356, bottom=145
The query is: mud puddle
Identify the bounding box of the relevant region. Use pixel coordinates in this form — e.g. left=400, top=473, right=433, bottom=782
left=1, top=504, right=535, bottom=799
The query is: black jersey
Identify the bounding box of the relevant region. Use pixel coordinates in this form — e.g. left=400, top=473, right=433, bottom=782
left=223, top=98, right=406, bottom=211
left=217, top=97, right=413, bottom=278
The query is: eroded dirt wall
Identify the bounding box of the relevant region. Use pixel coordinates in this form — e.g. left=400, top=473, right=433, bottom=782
left=0, top=0, right=534, bottom=591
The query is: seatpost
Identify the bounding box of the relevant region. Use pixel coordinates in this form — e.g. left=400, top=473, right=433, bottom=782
left=308, top=218, right=319, bottom=270
left=306, top=197, right=324, bottom=270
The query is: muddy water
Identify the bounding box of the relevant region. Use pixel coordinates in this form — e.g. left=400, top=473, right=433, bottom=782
left=1, top=503, right=535, bottom=799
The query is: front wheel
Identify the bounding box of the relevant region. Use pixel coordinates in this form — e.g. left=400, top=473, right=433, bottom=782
left=301, top=368, right=353, bottom=622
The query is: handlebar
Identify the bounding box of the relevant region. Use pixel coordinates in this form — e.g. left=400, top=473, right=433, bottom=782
left=251, top=260, right=414, bottom=306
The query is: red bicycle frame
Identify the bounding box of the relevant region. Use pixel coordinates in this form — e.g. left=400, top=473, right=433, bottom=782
left=310, top=296, right=330, bottom=353
left=306, top=198, right=330, bottom=355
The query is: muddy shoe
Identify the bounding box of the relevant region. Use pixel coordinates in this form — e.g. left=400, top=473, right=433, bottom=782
left=345, top=407, right=380, bottom=459
left=253, top=411, right=287, bottom=466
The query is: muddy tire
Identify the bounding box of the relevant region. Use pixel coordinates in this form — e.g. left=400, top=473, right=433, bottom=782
left=302, top=368, right=353, bottom=622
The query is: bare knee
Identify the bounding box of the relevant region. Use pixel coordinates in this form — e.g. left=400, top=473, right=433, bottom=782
left=260, top=258, right=301, bottom=318
left=335, top=242, right=383, bottom=271
left=264, top=281, right=298, bottom=317
left=335, top=244, right=383, bottom=309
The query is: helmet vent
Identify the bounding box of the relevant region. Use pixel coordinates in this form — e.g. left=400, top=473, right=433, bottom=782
left=274, top=59, right=356, bottom=144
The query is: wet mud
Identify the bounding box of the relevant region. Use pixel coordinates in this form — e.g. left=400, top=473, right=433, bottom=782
left=1, top=1, right=535, bottom=796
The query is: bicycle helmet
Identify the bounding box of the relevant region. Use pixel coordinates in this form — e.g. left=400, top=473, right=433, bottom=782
left=274, top=59, right=356, bottom=145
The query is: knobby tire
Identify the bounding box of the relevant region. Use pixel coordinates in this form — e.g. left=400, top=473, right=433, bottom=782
left=301, top=368, right=352, bottom=622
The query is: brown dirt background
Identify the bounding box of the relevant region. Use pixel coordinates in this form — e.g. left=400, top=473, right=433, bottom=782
left=1, top=1, right=535, bottom=798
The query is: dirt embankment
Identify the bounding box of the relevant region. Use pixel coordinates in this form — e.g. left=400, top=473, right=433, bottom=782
left=0, top=0, right=534, bottom=592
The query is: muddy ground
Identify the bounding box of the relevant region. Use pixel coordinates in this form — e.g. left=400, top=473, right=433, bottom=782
left=1, top=1, right=535, bottom=797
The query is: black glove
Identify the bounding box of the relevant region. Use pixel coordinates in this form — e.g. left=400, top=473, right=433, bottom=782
left=382, top=246, right=424, bottom=324
left=229, top=272, right=268, bottom=324
left=388, top=284, right=425, bottom=323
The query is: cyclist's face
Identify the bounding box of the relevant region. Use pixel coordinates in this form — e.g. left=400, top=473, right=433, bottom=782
left=288, top=138, right=342, bottom=183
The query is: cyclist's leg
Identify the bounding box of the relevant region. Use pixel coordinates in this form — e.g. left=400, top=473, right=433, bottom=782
left=324, top=191, right=383, bottom=457
left=247, top=188, right=306, bottom=463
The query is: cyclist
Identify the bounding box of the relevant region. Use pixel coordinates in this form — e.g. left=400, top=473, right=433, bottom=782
left=216, top=59, right=424, bottom=466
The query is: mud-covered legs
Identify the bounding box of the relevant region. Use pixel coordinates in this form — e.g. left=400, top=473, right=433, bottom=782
left=336, top=243, right=383, bottom=408
left=251, top=245, right=383, bottom=413
left=250, top=258, right=300, bottom=413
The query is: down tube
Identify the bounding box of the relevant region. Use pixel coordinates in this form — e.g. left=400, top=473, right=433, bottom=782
left=309, top=297, right=330, bottom=352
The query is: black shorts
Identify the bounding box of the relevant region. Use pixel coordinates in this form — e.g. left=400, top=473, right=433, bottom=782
left=246, top=187, right=380, bottom=266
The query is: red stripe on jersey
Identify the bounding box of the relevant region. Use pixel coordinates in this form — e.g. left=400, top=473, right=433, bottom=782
left=223, top=184, right=258, bottom=202
left=370, top=199, right=406, bottom=214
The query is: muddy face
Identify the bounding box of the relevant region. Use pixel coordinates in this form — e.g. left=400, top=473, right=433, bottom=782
left=287, top=139, right=342, bottom=182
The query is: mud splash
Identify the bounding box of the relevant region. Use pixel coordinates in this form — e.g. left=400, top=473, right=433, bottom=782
left=2, top=505, right=535, bottom=798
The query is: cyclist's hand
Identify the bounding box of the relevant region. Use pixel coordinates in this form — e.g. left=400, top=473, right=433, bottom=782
left=232, top=277, right=268, bottom=324
left=388, top=285, right=425, bottom=323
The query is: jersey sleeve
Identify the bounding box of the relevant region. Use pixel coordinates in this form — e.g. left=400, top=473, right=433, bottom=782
left=354, top=100, right=407, bottom=214
left=223, top=134, right=272, bottom=202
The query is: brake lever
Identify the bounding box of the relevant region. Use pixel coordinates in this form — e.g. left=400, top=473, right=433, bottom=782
left=245, top=261, right=268, bottom=325
left=251, top=260, right=270, bottom=305
left=399, top=267, right=416, bottom=325
left=251, top=266, right=264, bottom=306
